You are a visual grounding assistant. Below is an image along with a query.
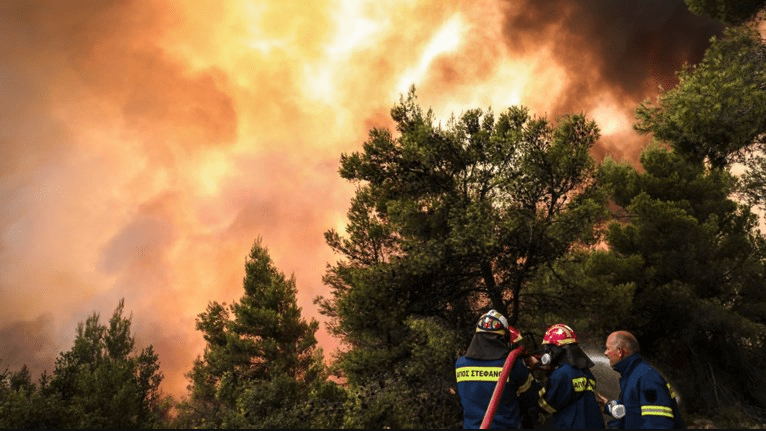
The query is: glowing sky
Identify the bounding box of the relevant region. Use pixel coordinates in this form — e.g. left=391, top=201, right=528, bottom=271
left=1, top=0, right=721, bottom=397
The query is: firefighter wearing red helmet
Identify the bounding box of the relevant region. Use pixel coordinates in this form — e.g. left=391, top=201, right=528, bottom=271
left=455, top=310, right=539, bottom=429
left=534, top=323, right=605, bottom=429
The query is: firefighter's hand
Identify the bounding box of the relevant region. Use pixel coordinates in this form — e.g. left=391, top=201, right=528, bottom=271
left=524, top=354, right=540, bottom=369
left=596, top=391, right=609, bottom=411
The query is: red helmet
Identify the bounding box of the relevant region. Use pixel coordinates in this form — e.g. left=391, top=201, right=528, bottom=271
left=476, top=309, right=523, bottom=343
left=542, top=323, right=578, bottom=346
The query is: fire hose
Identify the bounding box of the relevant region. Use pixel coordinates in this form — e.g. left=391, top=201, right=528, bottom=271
left=480, top=346, right=526, bottom=429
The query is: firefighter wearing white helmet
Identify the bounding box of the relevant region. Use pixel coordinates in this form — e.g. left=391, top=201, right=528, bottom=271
left=454, top=309, right=539, bottom=429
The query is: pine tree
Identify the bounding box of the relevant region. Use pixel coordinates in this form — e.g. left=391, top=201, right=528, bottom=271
left=595, top=145, right=766, bottom=421
left=318, top=88, right=606, bottom=427
left=178, top=237, right=343, bottom=428
left=0, top=300, right=168, bottom=428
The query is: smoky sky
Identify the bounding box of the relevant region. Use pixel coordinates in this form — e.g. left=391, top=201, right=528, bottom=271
left=504, top=1, right=722, bottom=109
left=499, top=0, right=722, bottom=160
left=0, top=0, right=724, bottom=397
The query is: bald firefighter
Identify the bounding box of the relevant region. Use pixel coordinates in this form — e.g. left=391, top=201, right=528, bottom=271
left=597, top=330, right=685, bottom=429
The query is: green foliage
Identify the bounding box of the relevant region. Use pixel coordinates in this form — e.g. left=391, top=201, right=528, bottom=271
left=684, top=0, right=766, bottom=25
left=740, top=152, right=766, bottom=214
left=634, top=23, right=766, bottom=226
left=176, top=237, right=344, bottom=429
left=635, top=26, right=766, bottom=169
left=596, top=145, right=766, bottom=420
left=623, top=22, right=766, bottom=423
left=519, top=249, right=637, bottom=343
left=0, top=300, right=170, bottom=429
left=339, top=317, right=463, bottom=429
left=319, top=87, right=606, bottom=426
left=0, top=367, right=69, bottom=429
left=50, top=299, right=167, bottom=428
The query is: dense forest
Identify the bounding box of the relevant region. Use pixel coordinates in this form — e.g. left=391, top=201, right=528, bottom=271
left=3, top=1, right=766, bottom=428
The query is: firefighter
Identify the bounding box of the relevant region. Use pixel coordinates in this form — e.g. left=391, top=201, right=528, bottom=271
left=532, top=323, right=605, bottom=429
left=455, top=309, right=539, bottom=429
left=596, top=330, right=685, bottom=429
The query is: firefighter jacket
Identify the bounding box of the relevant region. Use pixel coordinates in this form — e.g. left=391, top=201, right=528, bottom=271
left=606, top=353, right=685, bottom=429
left=455, top=354, right=539, bottom=429
left=537, top=363, right=605, bottom=429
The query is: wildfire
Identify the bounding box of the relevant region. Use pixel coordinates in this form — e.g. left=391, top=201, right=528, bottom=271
left=0, top=0, right=720, bottom=398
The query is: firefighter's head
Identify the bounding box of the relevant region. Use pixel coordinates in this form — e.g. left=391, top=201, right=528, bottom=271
left=605, top=330, right=639, bottom=367
left=540, top=323, right=578, bottom=367
left=476, top=309, right=522, bottom=344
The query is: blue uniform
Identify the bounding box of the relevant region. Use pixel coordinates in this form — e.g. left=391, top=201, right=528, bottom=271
left=455, top=355, right=539, bottom=429
left=606, top=354, right=684, bottom=429
left=538, top=363, right=605, bottom=429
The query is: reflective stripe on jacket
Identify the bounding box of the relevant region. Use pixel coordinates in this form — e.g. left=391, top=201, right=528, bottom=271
left=538, top=363, right=605, bottom=429
left=608, top=354, right=685, bottom=429
left=455, top=355, right=539, bottom=429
